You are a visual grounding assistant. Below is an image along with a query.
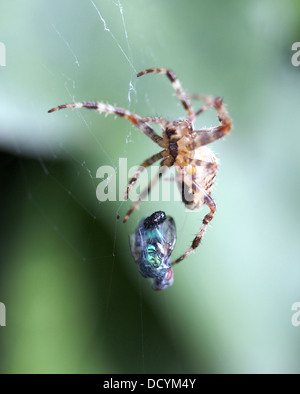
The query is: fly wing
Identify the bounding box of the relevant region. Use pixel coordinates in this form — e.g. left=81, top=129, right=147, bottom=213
left=129, top=231, right=139, bottom=262
left=129, top=220, right=149, bottom=262
left=160, top=216, right=177, bottom=257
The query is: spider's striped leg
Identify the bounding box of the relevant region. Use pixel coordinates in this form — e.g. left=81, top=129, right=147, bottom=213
left=125, top=150, right=166, bottom=200
left=187, top=93, right=215, bottom=118
left=141, top=117, right=170, bottom=128
left=194, top=102, right=214, bottom=118
left=137, top=68, right=195, bottom=120
left=48, top=102, right=165, bottom=148
left=172, top=193, right=216, bottom=266
left=123, top=160, right=170, bottom=223
left=188, top=97, right=232, bottom=150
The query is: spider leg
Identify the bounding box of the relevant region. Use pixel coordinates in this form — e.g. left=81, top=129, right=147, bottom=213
left=123, top=160, right=170, bottom=223
left=188, top=97, right=231, bottom=150
left=172, top=192, right=216, bottom=266
left=187, top=93, right=215, bottom=118
left=48, top=101, right=165, bottom=148
left=125, top=150, right=166, bottom=200
left=137, top=68, right=195, bottom=120
left=188, top=93, right=214, bottom=101
left=141, top=117, right=170, bottom=128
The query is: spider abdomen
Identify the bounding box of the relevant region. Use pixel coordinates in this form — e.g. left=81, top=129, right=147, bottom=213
left=175, top=146, right=218, bottom=210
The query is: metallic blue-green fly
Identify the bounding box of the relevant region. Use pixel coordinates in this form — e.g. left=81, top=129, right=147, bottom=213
left=129, top=211, right=176, bottom=290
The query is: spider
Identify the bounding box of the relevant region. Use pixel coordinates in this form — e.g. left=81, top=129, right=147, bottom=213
left=48, top=68, right=232, bottom=265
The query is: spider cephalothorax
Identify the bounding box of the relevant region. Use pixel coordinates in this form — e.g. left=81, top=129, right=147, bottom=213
left=49, top=68, right=231, bottom=265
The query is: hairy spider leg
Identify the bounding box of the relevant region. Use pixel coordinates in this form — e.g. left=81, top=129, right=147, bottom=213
left=48, top=101, right=166, bottom=148
left=187, top=93, right=215, bottom=118
left=140, top=117, right=170, bottom=128
left=125, top=150, right=167, bottom=200
left=188, top=97, right=231, bottom=150
left=137, top=68, right=195, bottom=121
left=172, top=186, right=216, bottom=266
left=123, top=161, right=170, bottom=223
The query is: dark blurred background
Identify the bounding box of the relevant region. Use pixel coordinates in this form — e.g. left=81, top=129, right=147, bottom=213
left=0, top=0, right=300, bottom=373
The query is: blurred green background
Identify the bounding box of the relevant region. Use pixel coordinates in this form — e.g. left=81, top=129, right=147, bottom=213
left=0, top=0, right=300, bottom=373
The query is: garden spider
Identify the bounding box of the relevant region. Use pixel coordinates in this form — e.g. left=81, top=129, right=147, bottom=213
left=48, top=68, right=232, bottom=265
